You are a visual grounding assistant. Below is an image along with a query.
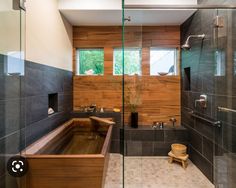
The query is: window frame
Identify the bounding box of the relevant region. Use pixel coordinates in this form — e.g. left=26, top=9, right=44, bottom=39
left=75, top=48, right=105, bottom=76
left=113, top=47, right=142, bottom=76
left=149, top=47, right=179, bottom=76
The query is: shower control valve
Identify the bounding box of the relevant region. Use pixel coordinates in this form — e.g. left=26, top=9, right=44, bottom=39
left=195, top=94, right=207, bottom=108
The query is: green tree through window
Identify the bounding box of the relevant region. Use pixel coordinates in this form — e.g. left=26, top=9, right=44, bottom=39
left=77, top=49, right=104, bottom=75
left=113, top=48, right=142, bottom=75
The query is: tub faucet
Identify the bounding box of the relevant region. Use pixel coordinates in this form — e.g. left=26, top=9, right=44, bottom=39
left=152, top=122, right=159, bottom=129
left=169, top=117, right=177, bottom=128
left=159, top=122, right=164, bottom=129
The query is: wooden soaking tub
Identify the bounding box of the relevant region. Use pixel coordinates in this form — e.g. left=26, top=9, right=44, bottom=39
left=20, top=117, right=114, bottom=188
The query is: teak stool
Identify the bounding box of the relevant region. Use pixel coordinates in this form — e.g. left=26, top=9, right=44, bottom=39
left=168, top=151, right=189, bottom=169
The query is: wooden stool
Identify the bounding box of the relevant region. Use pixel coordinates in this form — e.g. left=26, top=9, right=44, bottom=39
left=168, top=151, right=189, bottom=169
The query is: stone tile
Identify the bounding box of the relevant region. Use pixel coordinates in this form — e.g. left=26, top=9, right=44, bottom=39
left=164, top=129, right=189, bottom=142
left=153, top=142, right=171, bottom=156
left=105, top=154, right=214, bottom=188
left=27, top=96, right=48, bottom=125
left=142, top=142, right=154, bottom=156
left=23, top=61, right=45, bottom=97
left=194, top=117, right=214, bottom=141
left=126, top=141, right=142, bottom=156
left=203, top=137, right=213, bottom=164
left=181, top=107, right=194, bottom=128
left=44, top=67, right=64, bottom=94
left=189, top=146, right=213, bottom=182
left=0, top=99, right=21, bottom=138
left=222, top=124, right=236, bottom=153
left=0, top=76, right=21, bottom=100
left=189, top=128, right=203, bottom=153
left=130, top=130, right=155, bottom=142
left=110, top=140, right=120, bottom=154
left=112, top=127, right=120, bottom=140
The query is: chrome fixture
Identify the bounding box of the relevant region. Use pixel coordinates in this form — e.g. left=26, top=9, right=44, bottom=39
left=152, top=122, right=166, bottom=129
left=159, top=122, right=164, bottom=129
left=181, top=34, right=205, bottom=50
left=214, top=16, right=224, bottom=28
left=189, top=111, right=221, bottom=128
left=20, top=0, right=26, bottom=10
left=218, top=107, right=236, bottom=113
left=195, top=94, right=207, bottom=108
left=169, top=117, right=177, bottom=127
left=13, top=0, right=26, bottom=10
left=124, top=16, right=131, bottom=22
left=152, top=122, right=159, bottom=129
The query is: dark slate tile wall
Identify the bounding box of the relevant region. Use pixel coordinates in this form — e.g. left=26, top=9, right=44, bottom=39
left=181, top=5, right=236, bottom=186
left=71, top=112, right=189, bottom=156
left=124, top=126, right=189, bottom=156
left=0, top=54, right=73, bottom=184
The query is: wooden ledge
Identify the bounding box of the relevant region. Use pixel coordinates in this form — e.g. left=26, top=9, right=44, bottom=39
left=90, top=116, right=116, bottom=125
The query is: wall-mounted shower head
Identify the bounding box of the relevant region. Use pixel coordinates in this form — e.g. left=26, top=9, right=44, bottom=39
left=181, top=34, right=205, bottom=50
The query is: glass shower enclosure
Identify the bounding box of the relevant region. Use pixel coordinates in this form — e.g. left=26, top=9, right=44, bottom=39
left=122, top=1, right=236, bottom=188
left=1, top=1, right=236, bottom=188
left=0, top=0, right=25, bottom=187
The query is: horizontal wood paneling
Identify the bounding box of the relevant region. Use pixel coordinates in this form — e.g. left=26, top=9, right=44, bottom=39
left=73, top=26, right=181, bottom=125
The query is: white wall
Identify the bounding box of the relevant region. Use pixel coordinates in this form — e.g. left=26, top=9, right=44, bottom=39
left=58, top=0, right=122, bottom=10
left=58, top=0, right=197, bottom=10
left=26, top=0, right=73, bottom=71
left=0, top=1, right=21, bottom=55
left=125, top=0, right=198, bottom=5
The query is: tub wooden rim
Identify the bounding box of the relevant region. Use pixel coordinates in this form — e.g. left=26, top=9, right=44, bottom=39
left=22, top=118, right=113, bottom=158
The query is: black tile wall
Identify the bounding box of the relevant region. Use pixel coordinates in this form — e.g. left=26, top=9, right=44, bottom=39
left=71, top=111, right=188, bottom=156
left=0, top=54, right=73, bottom=182
left=181, top=4, right=236, bottom=185
left=189, top=146, right=213, bottom=182
left=124, top=126, right=188, bottom=157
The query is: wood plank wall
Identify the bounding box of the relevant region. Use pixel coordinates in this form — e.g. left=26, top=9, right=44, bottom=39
left=73, top=26, right=181, bottom=125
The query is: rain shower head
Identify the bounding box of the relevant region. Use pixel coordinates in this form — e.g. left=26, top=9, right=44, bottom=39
left=181, top=34, right=205, bottom=50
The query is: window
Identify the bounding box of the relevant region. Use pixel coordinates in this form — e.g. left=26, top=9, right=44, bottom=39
left=234, top=51, right=236, bottom=75
left=7, top=51, right=24, bottom=76
left=215, top=50, right=225, bottom=76
left=113, top=48, right=142, bottom=75
left=76, top=49, right=104, bottom=75
left=150, top=48, right=178, bottom=76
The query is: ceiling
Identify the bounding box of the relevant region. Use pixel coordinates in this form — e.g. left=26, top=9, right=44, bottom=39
left=60, top=9, right=197, bottom=26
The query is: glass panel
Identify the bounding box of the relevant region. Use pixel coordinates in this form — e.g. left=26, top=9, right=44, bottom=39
left=113, top=48, right=142, bottom=75
left=150, top=48, right=178, bottom=76
left=215, top=50, right=226, bottom=76
left=76, top=49, right=104, bottom=75
left=214, top=8, right=236, bottom=188
left=123, top=2, right=236, bottom=188
left=0, top=0, right=25, bottom=187
left=123, top=8, right=143, bottom=188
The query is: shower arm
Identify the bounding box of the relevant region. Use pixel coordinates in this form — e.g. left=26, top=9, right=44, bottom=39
left=185, top=34, right=205, bottom=43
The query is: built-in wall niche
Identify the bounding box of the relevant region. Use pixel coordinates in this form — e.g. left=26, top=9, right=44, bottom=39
left=48, top=93, right=58, bottom=115
left=184, top=67, right=191, bottom=91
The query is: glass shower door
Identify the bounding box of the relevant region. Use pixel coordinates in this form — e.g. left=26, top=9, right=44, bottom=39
left=122, top=2, right=236, bottom=188
left=122, top=10, right=143, bottom=187
left=0, top=0, right=25, bottom=187
left=213, top=8, right=236, bottom=188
